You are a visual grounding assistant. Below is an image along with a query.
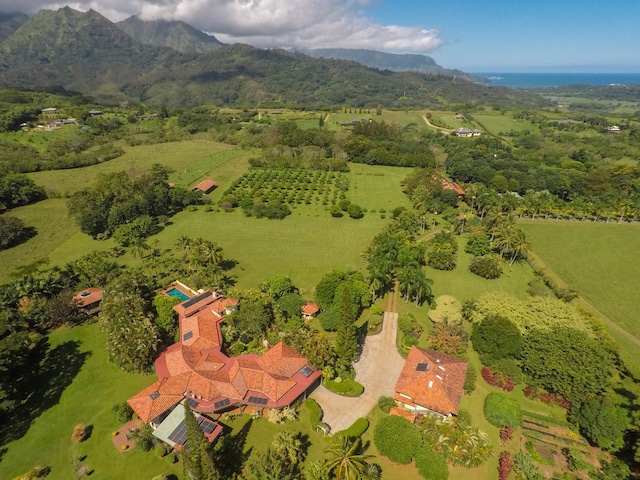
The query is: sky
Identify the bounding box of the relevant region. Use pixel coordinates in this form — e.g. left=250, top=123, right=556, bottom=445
left=2, top=0, right=639, bottom=72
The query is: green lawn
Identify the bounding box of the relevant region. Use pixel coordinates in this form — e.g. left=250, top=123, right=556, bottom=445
left=1, top=323, right=179, bottom=480
left=427, top=236, right=537, bottom=302
left=346, top=163, right=413, bottom=212
left=519, top=220, right=640, bottom=338
left=26, top=140, right=253, bottom=195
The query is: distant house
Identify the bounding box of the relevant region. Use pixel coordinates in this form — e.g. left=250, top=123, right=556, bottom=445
left=41, top=107, right=58, bottom=115
left=452, top=128, right=482, bottom=137
left=72, top=288, right=103, bottom=316
left=607, top=125, right=621, bottom=133
left=301, top=302, right=319, bottom=320
left=192, top=179, right=217, bottom=194
left=441, top=179, right=466, bottom=197
left=394, top=346, right=467, bottom=417
left=453, top=114, right=466, bottom=120
left=88, top=110, right=103, bottom=116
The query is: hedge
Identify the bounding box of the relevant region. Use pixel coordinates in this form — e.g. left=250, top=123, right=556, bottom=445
left=484, top=392, right=522, bottom=427
left=415, top=448, right=448, bottom=480
left=373, top=415, right=422, bottom=465
left=334, top=418, right=369, bottom=439
left=324, top=379, right=364, bottom=397
left=305, top=398, right=323, bottom=428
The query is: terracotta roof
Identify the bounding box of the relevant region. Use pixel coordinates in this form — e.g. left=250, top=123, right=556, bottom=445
left=127, top=377, right=186, bottom=423
left=302, top=302, right=319, bottom=315
left=193, top=179, right=217, bottom=193
left=390, top=406, right=417, bottom=423
left=129, top=289, right=321, bottom=422
left=394, top=347, right=467, bottom=416
left=72, top=288, right=103, bottom=307
left=441, top=179, right=466, bottom=196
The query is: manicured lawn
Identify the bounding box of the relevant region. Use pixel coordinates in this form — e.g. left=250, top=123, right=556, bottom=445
left=148, top=206, right=387, bottom=296
left=520, top=220, right=640, bottom=338
left=427, top=235, right=537, bottom=302
left=26, top=139, right=252, bottom=194
left=1, top=323, right=180, bottom=480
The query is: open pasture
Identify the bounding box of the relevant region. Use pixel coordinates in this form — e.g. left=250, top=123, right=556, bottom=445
left=327, top=109, right=426, bottom=130
left=0, top=199, right=80, bottom=283
left=26, top=140, right=252, bottom=195
left=473, top=114, right=540, bottom=135
left=520, top=220, right=640, bottom=340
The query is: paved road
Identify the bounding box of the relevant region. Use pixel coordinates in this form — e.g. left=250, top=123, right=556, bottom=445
left=310, top=311, right=405, bottom=432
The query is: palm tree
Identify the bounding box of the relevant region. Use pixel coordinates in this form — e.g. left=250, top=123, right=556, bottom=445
left=271, top=430, right=302, bottom=464
left=508, top=228, right=530, bottom=265
left=324, top=436, right=375, bottom=480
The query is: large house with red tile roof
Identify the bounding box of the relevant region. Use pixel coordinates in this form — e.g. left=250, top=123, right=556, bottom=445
left=394, top=346, right=467, bottom=417
left=128, top=289, right=322, bottom=432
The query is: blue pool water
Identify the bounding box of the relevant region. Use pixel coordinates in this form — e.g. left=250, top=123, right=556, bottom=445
left=166, top=287, right=189, bottom=302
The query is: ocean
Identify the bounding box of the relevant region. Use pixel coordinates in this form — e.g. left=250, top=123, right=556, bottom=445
left=471, top=72, right=640, bottom=88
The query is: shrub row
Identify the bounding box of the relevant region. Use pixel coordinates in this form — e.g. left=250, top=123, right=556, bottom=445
left=481, top=366, right=514, bottom=392
left=324, top=379, right=364, bottom=397
left=305, top=398, right=323, bottom=428
left=523, top=387, right=571, bottom=410
left=334, top=418, right=369, bottom=438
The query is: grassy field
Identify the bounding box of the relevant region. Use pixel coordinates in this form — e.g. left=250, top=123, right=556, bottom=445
left=0, top=199, right=81, bottom=282
left=326, top=110, right=426, bottom=131
left=520, top=220, right=640, bottom=340
left=347, top=163, right=413, bottom=212
left=0, top=323, right=179, bottom=480
left=473, top=114, right=540, bottom=135
left=26, top=140, right=253, bottom=195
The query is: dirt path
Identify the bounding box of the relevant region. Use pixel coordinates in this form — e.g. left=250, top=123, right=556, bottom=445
left=527, top=250, right=640, bottom=348
left=422, top=114, right=451, bottom=134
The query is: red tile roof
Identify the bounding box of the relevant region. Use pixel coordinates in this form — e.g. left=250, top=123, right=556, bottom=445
left=390, top=406, right=417, bottom=424
left=129, top=288, right=321, bottom=422
left=193, top=179, right=217, bottom=193
left=394, top=346, right=467, bottom=416
left=441, top=179, right=466, bottom=196
left=72, top=288, right=103, bottom=307
left=302, top=302, right=319, bottom=315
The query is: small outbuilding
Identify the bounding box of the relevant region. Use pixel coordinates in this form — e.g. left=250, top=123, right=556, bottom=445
left=72, top=288, right=103, bottom=316
left=301, top=302, right=320, bottom=320
left=192, top=179, right=217, bottom=194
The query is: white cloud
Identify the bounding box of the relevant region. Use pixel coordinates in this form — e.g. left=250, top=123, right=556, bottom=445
left=2, top=0, right=442, bottom=53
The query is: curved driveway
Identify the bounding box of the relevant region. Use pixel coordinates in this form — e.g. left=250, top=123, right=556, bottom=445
left=310, top=312, right=406, bottom=432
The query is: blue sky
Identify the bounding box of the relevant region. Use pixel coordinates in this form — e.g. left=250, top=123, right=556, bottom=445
left=4, top=0, right=639, bottom=72
left=362, top=0, right=640, bottom=71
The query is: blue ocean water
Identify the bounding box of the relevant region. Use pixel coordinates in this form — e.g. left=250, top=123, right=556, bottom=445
left=471, top=72, right=640, bottom=88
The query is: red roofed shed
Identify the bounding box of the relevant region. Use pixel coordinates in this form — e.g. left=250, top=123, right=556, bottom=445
left=192, top=179, right=217, bottom=194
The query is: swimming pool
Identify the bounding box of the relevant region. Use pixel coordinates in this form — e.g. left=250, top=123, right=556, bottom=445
left=166, top=287, right=189, bottom=302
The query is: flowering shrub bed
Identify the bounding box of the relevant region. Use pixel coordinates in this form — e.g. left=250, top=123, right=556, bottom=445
left=524, top=387, right=571, bottom=409
left=498, top=451, right=513, bottom=480
left=481, top=366, right=514, bottom=392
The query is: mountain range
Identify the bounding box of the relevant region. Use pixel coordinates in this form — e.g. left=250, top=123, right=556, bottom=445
left=0, top=8, right=546, bottom=109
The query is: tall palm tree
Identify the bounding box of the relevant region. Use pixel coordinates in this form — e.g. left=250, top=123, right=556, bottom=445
left=271, top=430, right=302, bottom=464
left=324, top=436, right=375, bottom=480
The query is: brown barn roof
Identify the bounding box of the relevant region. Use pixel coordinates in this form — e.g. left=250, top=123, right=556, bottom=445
left=193, top=179, right=217, bottom=193
left=302, top=302, right=319, bottom=315
left=394, top=346, right=467, bottom=416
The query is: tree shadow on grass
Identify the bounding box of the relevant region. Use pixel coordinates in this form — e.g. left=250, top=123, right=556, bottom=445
left=0, top=340, right=91, bottom=448
left=214, top=417, right=253, bottom=478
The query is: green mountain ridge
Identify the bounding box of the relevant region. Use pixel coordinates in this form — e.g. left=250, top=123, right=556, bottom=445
left=300, top=48, right=468, bottom=77
left=0, top=7, right=547, bottom=109
left=0, top=12, right=28, bottom=44
left=116, top=15, right=224, bottom=53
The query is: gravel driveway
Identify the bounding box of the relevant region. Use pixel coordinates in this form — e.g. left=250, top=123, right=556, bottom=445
left=310, top=312, right=406, bottom=432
